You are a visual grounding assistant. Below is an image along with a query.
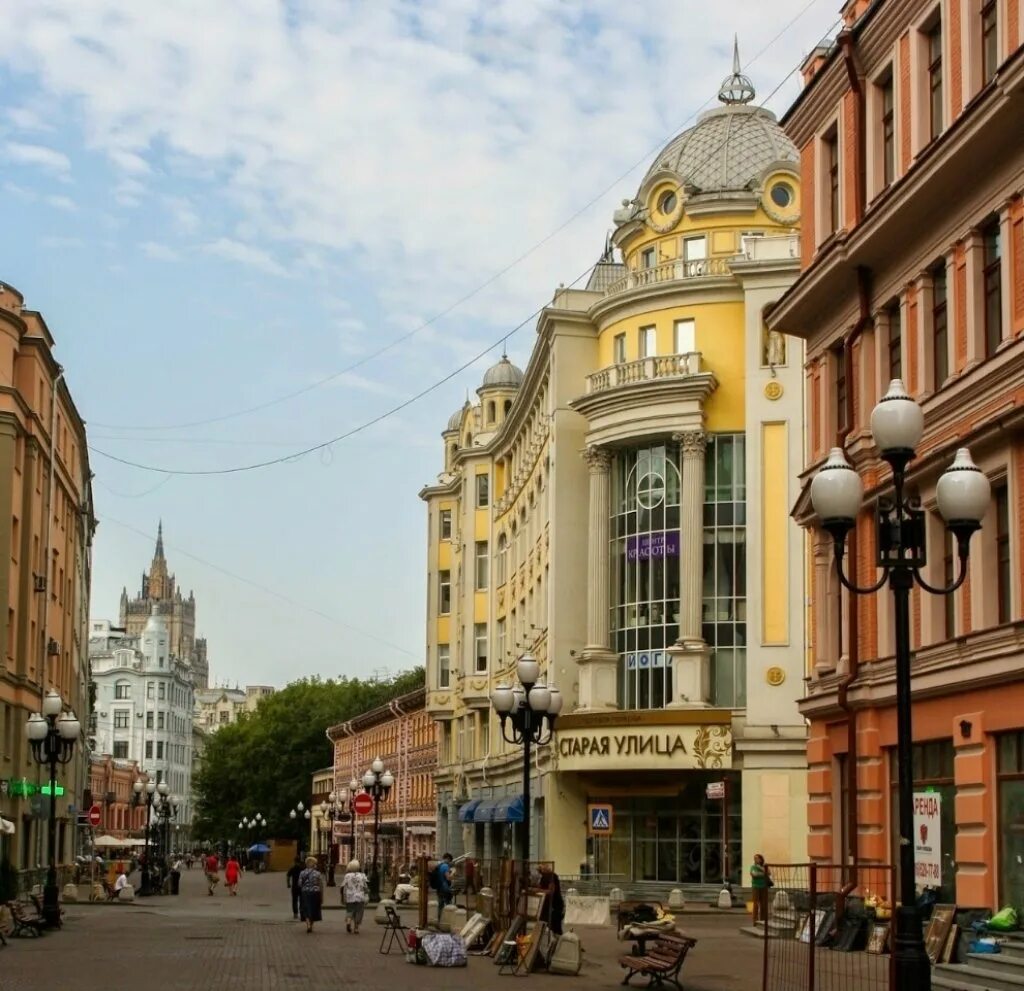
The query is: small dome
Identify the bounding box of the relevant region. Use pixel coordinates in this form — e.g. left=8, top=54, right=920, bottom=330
left=481, top=356, right=524, bottom=390
left=446, top=408, right=463, bottom=433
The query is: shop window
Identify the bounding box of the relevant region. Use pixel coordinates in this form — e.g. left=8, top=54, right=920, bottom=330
left=932, top=262, right=949, bottom=386
left=998, top=732, right=1024, bottom=908
left=982, top=0, right=998, bottom=86
left=982, top=218, right=1003, bottom=357
left=927, top=19, right=944, bottom=142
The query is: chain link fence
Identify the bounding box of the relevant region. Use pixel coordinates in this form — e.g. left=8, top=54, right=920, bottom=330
left=763, top=864, right=895, bottom=991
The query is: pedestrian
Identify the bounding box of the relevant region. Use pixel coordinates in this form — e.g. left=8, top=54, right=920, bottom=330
left=225, top=854, right=241, bottom=896
left=114, top=869, right=130, bottom=900
left=342, top=859, right=369, bottom=934
left=430, top=852, right=454, bottom=921
left=205, top=851, right=220, bottom=896
left=537, top=863, right=565, bottom=935
left=750, top=853, right=771, bottom=926
left=286, top=856, right=303, bottom=920
left=298, top=855, right=324, bottom=934
left=171, top=856, right=183, bottom=896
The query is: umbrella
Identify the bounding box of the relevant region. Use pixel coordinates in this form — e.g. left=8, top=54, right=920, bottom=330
left=93, top=835, right=129, bottom=848
left=248, top=843, right=270, bottom=854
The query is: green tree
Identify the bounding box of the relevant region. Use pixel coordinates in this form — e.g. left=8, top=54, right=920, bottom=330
left=193, top=668, right=423, bottom=845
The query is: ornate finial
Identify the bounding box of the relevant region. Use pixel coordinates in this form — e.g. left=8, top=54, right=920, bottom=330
left=718, top=35, right=756, bottom=105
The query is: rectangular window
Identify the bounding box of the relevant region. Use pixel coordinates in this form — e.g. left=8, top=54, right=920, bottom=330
left=474, top=623, right=488, bottom=673
left=145, top=740, right=153, bottom=759
left=439, top=509, right=452, bottom=541
left=928, top=20, right=943, bottom=141
left=114, top=683, right=130, bottom=700
left=438, top=570, right=451, bottom=615
left=640, top=247, right=655, bottom=269
left=682, top=235, right=707, bottom=261
left=146, top=711, right=154, bottom=729
left=825, top=129, right=840, bottom=234
left=157, top=712, right=165, bottom=730
left=158, top=682, right=165, bottom=701
left=887, top=300, right=902, bottom=381
left=113, top=710, right=130, bottom=729
left=156, top=742, right=164, bottom=759
left=983, top=219, right=1003, bottom=356
left=475, top=541, right=489, bottom=590
left=496, top=617, right=506, bottom=666
left=475, top=473, right=489, bottom=508
left=834, top=345, right=848, bottom=432
left=113, top=741, right=128, bottom=759
left=639, top=326, right=657, bottom=358
left=674, top=319, right=695, bottom=354
left=933, top=262, right=949, bottom=386
left=614, top=332, right=627, bottom=364
left=147, top=682, right=154, bottom=699
left=438, top=644, right=451, bottom=689
left=881, top=73, right=895, bottom=187
left=997, top=484, right=1011, bottom=624
left=982, top=0, right=998, bottom=85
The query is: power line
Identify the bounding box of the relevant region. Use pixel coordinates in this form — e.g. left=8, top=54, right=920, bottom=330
left=89, top=0, right=834, bottom=435
left=87, top=13, right=841, bottom=479
left=101, top=515, right=422, bottom=661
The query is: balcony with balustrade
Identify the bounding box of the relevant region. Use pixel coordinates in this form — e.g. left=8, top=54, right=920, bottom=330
left=603, top=257, right=732, bottom=297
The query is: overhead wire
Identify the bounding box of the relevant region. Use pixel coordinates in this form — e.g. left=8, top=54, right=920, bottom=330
left=88, top=0, right=835, bottom=435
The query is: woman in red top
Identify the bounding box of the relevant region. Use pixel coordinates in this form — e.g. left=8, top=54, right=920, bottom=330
left=225, top=855, right=241, bottom=896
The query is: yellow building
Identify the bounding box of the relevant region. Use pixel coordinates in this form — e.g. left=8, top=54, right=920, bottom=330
left=420, top=55, right=810, bottom=892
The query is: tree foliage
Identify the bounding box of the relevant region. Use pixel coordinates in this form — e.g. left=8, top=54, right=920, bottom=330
left=192, top=668, right=423, bottom=843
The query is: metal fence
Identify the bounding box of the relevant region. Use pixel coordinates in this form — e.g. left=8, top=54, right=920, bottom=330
left=763, top=864, right=895, bottom=991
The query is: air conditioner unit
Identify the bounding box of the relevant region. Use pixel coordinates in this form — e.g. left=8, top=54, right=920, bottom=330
left=33, top=575, right=46, bottom=593
left=47, top=639, right=60, bottom=656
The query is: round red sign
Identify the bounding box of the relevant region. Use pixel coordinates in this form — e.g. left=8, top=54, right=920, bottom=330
left=88, top=804, right=102, bottom=827
left=353, top=793, right=374, bottom=816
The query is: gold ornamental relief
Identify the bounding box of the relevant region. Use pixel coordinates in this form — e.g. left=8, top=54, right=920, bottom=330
left=764, top=381, right=784, bottom=401
left=766, top=666, right=786, bottom=686
left=470, top=679, right=487, bottom=692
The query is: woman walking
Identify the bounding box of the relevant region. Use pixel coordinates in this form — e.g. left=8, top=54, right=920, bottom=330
left=298, top=855, right=325, bottom=934
left=225, top=854, right=241, bottom=896
left=342, top=859, right=369, bottom=934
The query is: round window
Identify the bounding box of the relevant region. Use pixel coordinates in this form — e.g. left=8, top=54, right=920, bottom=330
left=636, top=472, right=666, bottom=510
left=770, top=182, right=794, bottom=209
left=658, top=190, right=678, bottom=215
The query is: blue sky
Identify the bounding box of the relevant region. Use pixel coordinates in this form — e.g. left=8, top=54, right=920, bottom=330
left=0, top=0, right=839, bottom=688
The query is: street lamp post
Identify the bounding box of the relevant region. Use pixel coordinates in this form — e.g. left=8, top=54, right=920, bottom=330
left=131, top=778, right=158, bottom=896
left=362, top=759, right=394, bottom=903
left=320, top=790, right=354, bottom=885
left=810, top=379, right=991, bottom=991
left=289, top=802, right=311, bottom=855
left=25, top=691, right=79, bottom=928
left=491, top=653, right=562, bottom=892
left=153, top=784, right=179, bottom=860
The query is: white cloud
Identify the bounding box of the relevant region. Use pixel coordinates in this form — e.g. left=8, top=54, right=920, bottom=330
left=39, top=235, right=83, bottom=248
left=6, top=106, right=53, bottom=133
left=3, top=141, right=70, bottom=177
left=44, top=193, right=77, bottom=211
left=164, top=196, right=200, bottom=234
left=202, top=237, right=287, bottom=277
left=140, top=240, right=179, bottom=261
left=108, top=148, right=150, bottom=175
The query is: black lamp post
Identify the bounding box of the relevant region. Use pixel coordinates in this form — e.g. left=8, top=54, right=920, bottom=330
left=25, top=690, right=79, bottom=928
left=320, top=789, right=355, bottom=886
left=153, top=785, right=179, bottom=860
left=810, top=379, right=991, bottom=991
left=362, top=759, right=394, bottom=903
left=491, top=653, right=561, bottom=892
left=131, top=777, right=157, bottom=896
left=289, top=802, right=311, bottom=855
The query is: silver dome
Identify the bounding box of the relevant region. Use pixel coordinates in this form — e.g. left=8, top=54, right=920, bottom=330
left=446, top=407, right=463, bottom=433
left=480, top=356, right=524, bottom=390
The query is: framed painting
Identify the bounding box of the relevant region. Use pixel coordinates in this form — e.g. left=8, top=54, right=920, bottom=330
left=941, top=924, right=959, bottom=964
left=866, top=923, right=889, bottom=954
left=796, top=914, right=812, bottom=943
left=924, top=905, right=956, bottom=964
left=521, top=922, right=548, bottom=972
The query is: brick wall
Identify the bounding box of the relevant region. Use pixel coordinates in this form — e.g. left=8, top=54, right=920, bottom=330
left=899, top=32, right=912, bottom=172
left=950, top=0, right=964, bottom=118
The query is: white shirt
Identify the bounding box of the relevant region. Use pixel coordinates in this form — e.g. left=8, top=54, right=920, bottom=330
left=114, top=873, right=128, bottom=891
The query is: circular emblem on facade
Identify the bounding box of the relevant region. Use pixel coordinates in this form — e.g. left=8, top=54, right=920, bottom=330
left=766, top=666, right=786, bottom=686
left=764, top=381, right=784, bottom=401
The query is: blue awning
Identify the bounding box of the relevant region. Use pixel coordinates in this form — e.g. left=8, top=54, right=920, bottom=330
left=489, top=795, right=525, bottom=823
left=473, top=800, right=497, bottom=823
left=457, top=799, right=482, bottom=823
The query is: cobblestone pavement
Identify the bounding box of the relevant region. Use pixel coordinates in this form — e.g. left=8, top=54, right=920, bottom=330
left=0, top=869, right=763, bottom=990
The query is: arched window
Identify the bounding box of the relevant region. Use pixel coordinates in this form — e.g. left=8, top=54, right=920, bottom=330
left=497, top=533, right=508, bottom=586
left=504, top=400, right=512, bottom=416
left=487, top=401, right=496, bottom=424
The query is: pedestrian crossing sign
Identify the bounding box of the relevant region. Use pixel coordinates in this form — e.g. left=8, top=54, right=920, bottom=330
left=587, top=803, right=614, bottom=835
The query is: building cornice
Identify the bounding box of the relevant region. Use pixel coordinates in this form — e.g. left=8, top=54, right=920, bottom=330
left=325, top=686, right=426, bottom=740
left=587, top=277, right=738, bottom=327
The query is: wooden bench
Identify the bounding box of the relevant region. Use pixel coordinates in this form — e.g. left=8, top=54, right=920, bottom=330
left=619, top=934, right=696, bottom=991
left=7, top=901, right=44, bottom=938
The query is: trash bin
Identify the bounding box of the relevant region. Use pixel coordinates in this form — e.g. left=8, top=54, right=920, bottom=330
left=170, top=872, right=181, bottom=895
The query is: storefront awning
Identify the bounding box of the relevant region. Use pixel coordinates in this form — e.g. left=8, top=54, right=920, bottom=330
left=472, top=800, right=497, bottom=823
left=0, top=816, right=14, bottom=835
left=457, top=799, right=482, bottom=823
left=490, top=795, right=525, bottom=823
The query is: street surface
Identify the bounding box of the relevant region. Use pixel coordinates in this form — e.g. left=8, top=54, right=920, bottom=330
left=0, top=869, right=763, bottom=990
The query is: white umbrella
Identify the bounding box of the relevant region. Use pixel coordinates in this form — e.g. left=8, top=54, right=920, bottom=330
left=93, top=835, right=129, bottom=848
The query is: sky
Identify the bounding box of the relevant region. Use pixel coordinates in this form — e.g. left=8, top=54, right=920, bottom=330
left=0, top=0, right=840, bottom=689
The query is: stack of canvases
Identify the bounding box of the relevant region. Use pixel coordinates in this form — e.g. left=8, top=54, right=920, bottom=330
left=482, top=888, right=583, bottom=976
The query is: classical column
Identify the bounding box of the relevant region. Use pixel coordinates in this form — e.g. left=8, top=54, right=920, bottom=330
left=668, top=430, right=711, bottom=706
left=578, top=445, right=619, bottom=711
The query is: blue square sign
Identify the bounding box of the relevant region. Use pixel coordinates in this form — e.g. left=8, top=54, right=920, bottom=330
left=588, top=803, right=614, bottom=835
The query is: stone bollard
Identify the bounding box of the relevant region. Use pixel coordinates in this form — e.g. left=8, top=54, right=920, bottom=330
left=63, top=883, right=78, bottom=903
left=717, top=887, right=733, bottom=909
left=667, top=888, right=685, bottom=911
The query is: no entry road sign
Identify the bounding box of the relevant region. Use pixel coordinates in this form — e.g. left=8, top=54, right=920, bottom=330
left=353, top=793, right=374, bottom=816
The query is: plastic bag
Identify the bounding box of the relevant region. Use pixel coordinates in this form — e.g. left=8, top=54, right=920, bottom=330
left=988, top=907, right=1019, bottom=931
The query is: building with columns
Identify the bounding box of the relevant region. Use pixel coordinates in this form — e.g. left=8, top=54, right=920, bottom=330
left=420, top=54, right=811, bottom=889
left=770, top=0, right=1024, bottom=911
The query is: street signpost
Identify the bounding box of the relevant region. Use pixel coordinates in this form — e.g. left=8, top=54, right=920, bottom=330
left=88, top=804, right=102, bottom=828
left=587, top=803, right=614, bottom=835
left=353, top=793, right=373, bottom=816
left=706, top=781, right=729, bottom=882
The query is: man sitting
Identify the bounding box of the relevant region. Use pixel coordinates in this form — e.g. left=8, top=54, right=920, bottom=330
left=114, top=870, right=129, bottom=899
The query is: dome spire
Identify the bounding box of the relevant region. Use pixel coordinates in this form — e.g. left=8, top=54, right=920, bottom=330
left=155, top=520, right=164, bottom=561
left=718, top=35, right=756, bottom=105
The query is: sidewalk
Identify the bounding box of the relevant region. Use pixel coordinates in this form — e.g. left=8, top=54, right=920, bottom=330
left=0, top=869, right=765, bottom=990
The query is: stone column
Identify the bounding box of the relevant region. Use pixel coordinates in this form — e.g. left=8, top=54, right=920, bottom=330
left=578, top=445, right=619, bottom=711
left=668, top=430, right=711, bottom=706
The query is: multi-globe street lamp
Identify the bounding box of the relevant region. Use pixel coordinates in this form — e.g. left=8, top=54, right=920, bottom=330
left=320, top=788, right=357, bottom=886
left=362, top=759, right=394, bottom=903
left=25, top=691, right=80, bottom=928
left=153, top=785, right=179, bottom=859
left=491, top=653, right=561, bottom=891
left=131, top=777, right=158, bottom=896
left=289, top=802, right=312, bottom=855
left=810, top=379, right=990, bottom=991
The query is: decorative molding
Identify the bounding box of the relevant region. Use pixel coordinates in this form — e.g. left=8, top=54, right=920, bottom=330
left=673, top=430, right=707, bottom=458
left=582, top=445, right=612, bottom=473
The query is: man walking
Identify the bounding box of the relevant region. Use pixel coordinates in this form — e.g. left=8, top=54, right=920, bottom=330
left=204, top=852, right=220, bottom=896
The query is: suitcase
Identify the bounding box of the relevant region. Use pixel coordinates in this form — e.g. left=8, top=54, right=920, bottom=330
left=547, top=931, right=582, bottom=975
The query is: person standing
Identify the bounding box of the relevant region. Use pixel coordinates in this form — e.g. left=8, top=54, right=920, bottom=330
left=225, top=854, right=241, bottom=896
left=342, top=859, right=369, bottom=934
left=537, top=864, right=565, bottom=935
left=433, top=852, right=454, bottom=921
left=298, top=855, right=324, bottom=934
left=286, top=856, right=303, bottom=919
left=750, top=853, right=771, bottom=926
left=204, top=852, right=220, bottom=896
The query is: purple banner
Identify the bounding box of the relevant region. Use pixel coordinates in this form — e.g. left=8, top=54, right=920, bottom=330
left=626, top=532, right=679, bottom=561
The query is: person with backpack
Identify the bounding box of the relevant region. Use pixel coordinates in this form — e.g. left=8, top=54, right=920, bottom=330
left=430, top=852, right=454, bottom=921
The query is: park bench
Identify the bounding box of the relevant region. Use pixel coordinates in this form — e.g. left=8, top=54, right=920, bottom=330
left=619, top=934, right=697, bottom=991
left=7, top=900, right=45, bottom=938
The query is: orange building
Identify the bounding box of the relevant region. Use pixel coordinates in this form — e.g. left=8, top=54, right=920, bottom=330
left=327, top=687, right=437, bottom=871
left=87, top=754, right=145, bottom=838
left=770, top=0, right=1024, bottom=911
left=0, top=280, right=96, bottom=876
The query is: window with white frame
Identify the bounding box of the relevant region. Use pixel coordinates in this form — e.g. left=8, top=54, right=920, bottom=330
left=639, top=326, right=657, bottom=358
left=113, top=741, right=128, bottom=759
left=496, top=617, right=506, bottom=665
left=475, top=541, right=489, bottom=590
left=438, top=644, right=451, bottom=689
left=682, top=235, right=707, bottom=274
left=476, top=473, right=489, bottom=508
left=439, top=509, right=452, bottom=541
left=113, top=710, right=130, bottom=729
left=674, top=319, right=695, bottom=355
left=474, top=623, right=488, bottom=673
left=614, top=333, right=627, bottom=364
left=439, top=570, right=451, bottom=614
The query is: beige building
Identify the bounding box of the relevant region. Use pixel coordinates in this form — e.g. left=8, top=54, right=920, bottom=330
left=195, top=684, right=274, bottom=733
left=0, top=280, right=96, bottom=876
left=420, top=56, right=811, bottom=891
